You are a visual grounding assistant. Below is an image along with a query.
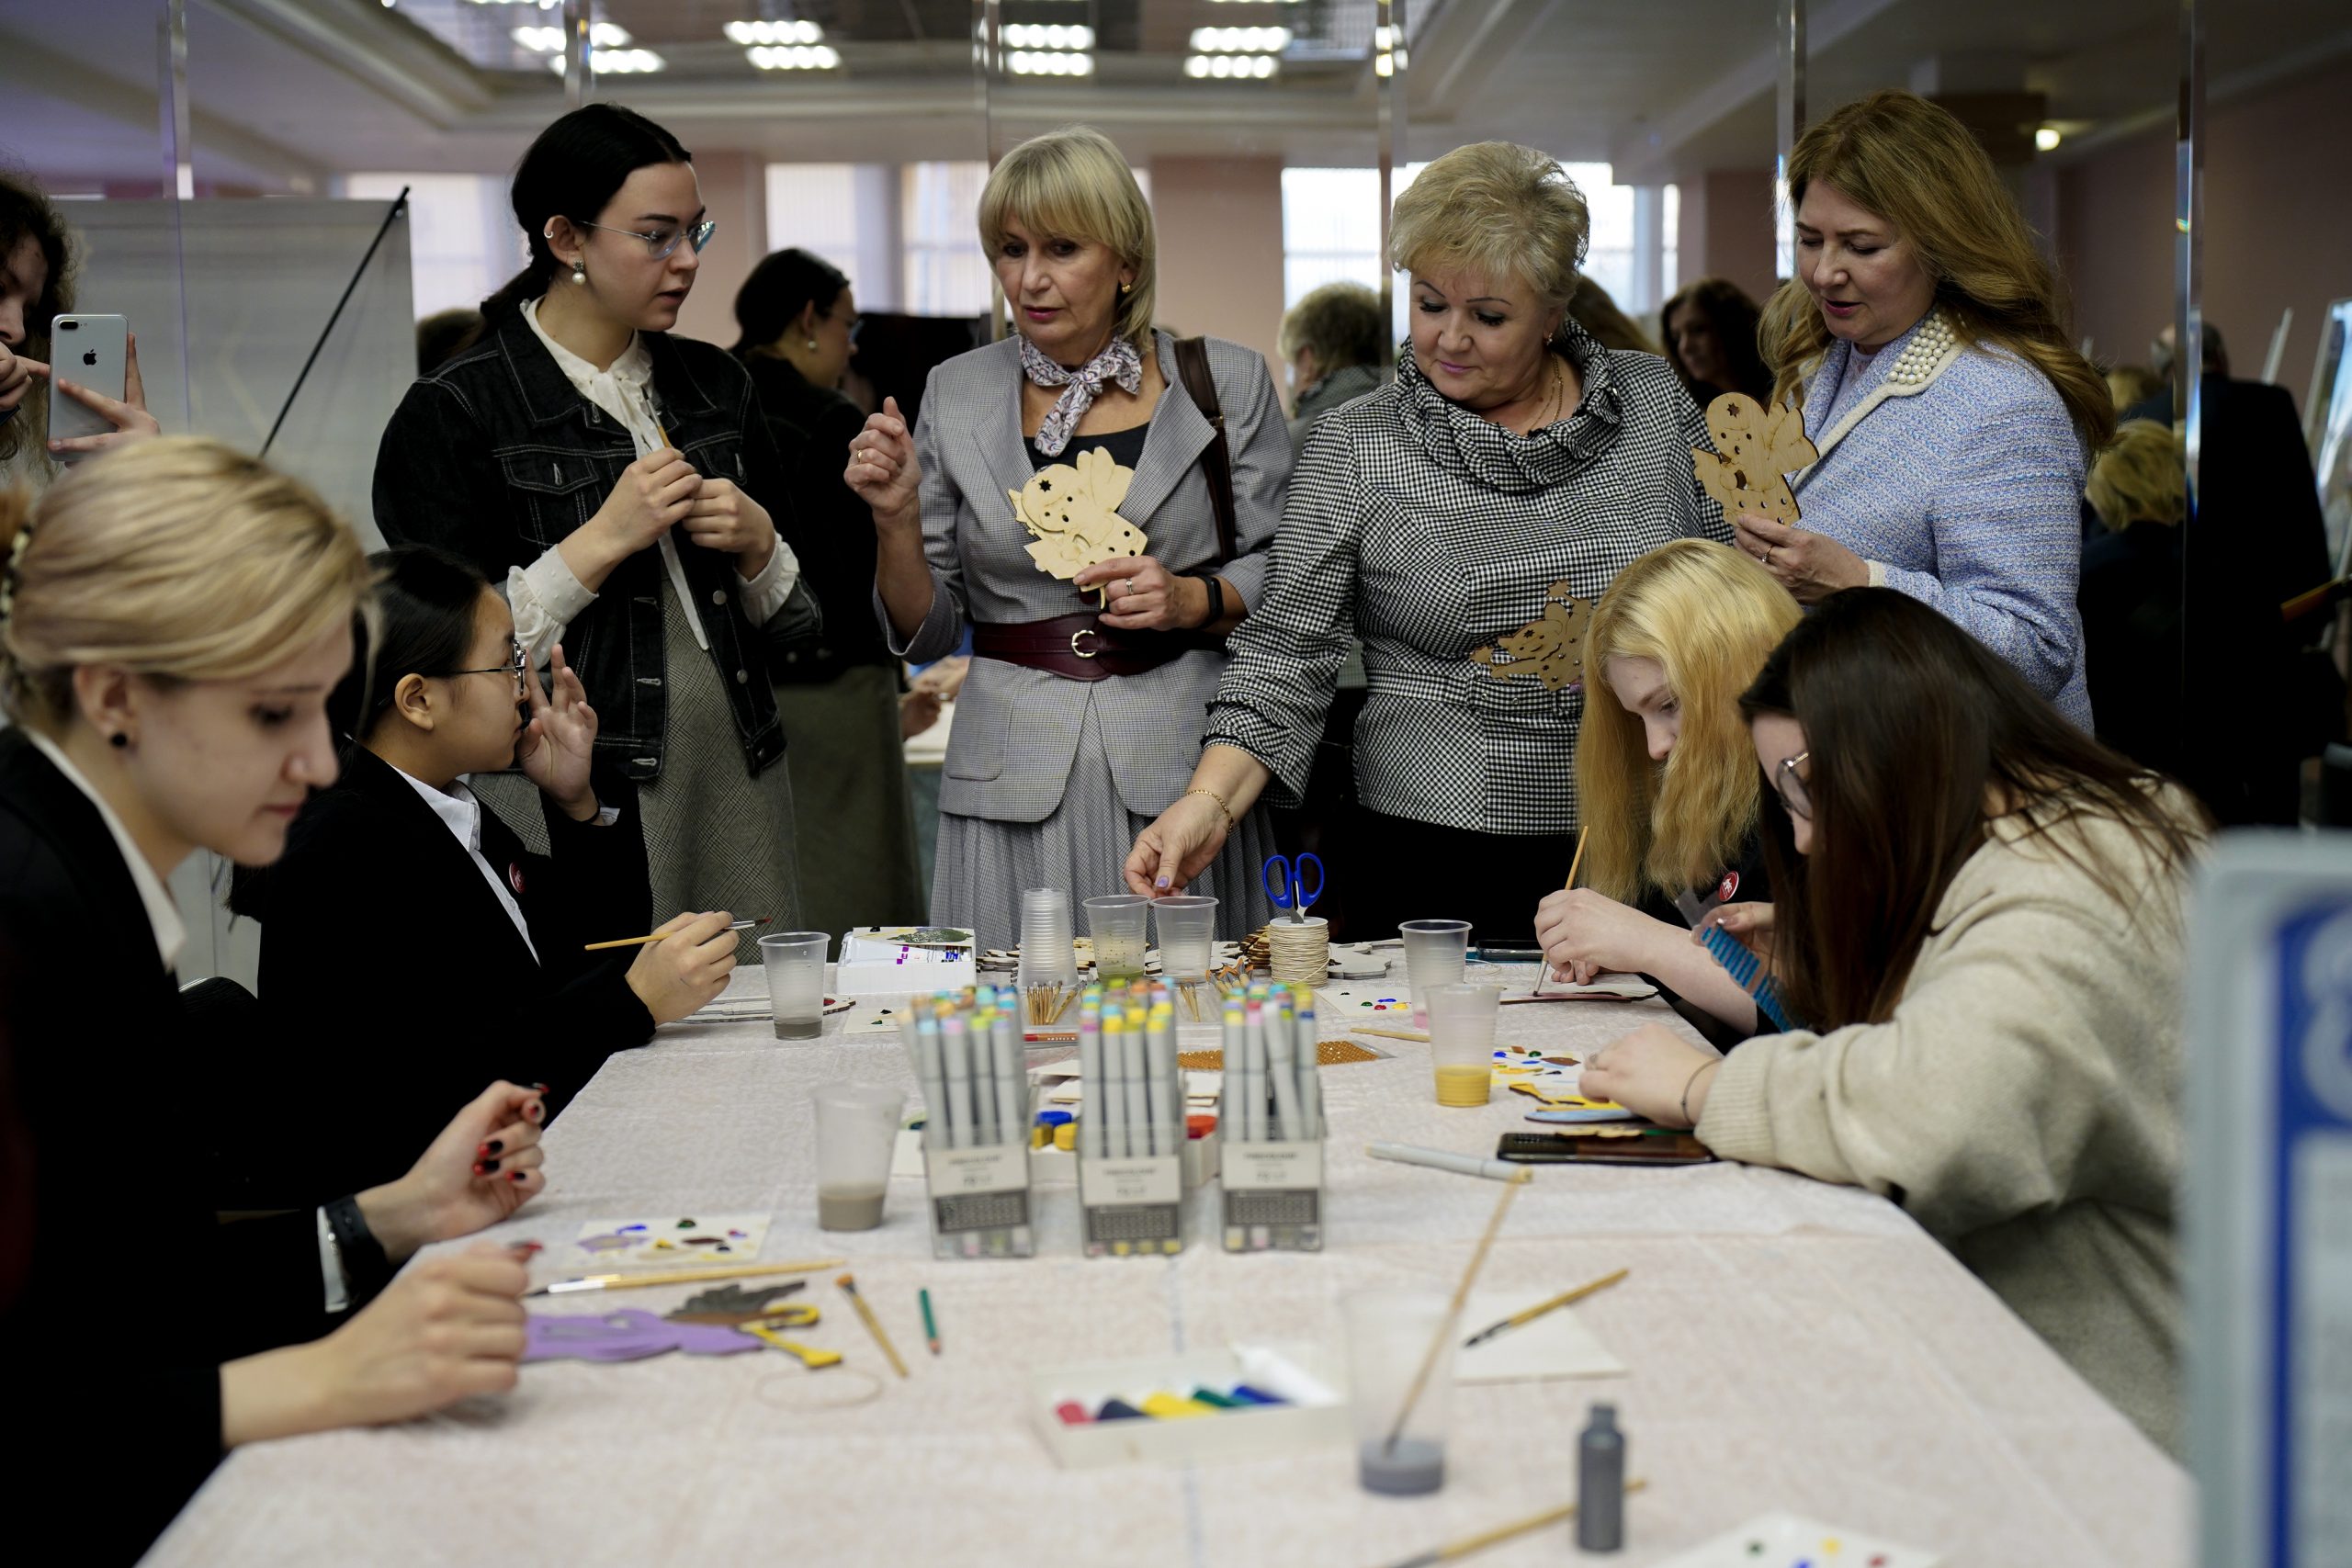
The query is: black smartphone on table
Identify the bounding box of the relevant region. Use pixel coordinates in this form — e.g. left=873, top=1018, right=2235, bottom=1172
left=1497, top=1130, right=1716, bottom=1167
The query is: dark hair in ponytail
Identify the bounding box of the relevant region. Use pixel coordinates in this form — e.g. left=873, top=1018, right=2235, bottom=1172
left=327, top=545, right=490, bottom=748
left=731, top=247, right=851, bottom=355
left=469, top=103, right=693, bottom=339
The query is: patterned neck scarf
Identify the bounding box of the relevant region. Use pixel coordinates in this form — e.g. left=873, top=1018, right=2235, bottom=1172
left=1019, top=333, right=1143, bottom=457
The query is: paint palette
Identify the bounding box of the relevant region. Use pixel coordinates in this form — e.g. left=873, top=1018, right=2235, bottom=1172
left=1653, top=1512, right=1940, bottom=1568
left=571, top=1213, right=771, bottom=1268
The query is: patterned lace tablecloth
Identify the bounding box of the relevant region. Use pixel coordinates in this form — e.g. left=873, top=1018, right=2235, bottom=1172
left=149, top=964, right=2188, bottom=1567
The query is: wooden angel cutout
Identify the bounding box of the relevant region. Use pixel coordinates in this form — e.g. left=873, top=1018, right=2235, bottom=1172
left=1008, top=446, right=1150, bottom=594
left=1470, top=581, right=1591, bottom=693
left=1691, top=391, right=1818, bottom=527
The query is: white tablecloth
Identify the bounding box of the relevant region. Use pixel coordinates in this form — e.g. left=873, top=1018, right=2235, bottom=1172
left=148, top=964, right=2188, bottom=1566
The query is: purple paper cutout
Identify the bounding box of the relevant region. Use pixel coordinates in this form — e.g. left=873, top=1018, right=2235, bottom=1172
left=525, top=1309, right=763, bottom=1363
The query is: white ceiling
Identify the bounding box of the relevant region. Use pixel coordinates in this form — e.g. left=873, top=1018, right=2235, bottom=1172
left=0, top=0, right=2345, bottom=191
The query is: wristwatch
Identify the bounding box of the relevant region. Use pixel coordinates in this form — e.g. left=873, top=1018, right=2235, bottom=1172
left=1190, top=572, right=1226, bottom=630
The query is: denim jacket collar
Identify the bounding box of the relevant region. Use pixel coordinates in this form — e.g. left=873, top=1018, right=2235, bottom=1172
left=490, top=305, right=722, bottom=430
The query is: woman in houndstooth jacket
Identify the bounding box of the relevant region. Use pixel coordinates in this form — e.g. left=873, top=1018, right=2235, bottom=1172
left=1127, top=142, right=1731, bottom=943
left=847, top=128, right=1286, bottom=950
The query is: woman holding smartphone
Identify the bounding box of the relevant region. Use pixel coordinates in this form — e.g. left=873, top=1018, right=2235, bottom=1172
left=372, top=106, right=820, bottom=953
left=0, top=171, right=159, bottom=482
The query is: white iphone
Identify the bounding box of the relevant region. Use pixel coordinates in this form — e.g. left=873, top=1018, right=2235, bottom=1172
left=48, top=313, right=128, bottom=462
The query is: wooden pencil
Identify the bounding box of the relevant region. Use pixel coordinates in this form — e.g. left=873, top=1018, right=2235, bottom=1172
left=1377, top=1481, right=1648, bottom=1568
left=530, top=1257, right=845, bottom=1296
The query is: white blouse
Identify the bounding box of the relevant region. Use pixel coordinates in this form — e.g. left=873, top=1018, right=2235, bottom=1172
left=506, top=299, right=799, bottom=662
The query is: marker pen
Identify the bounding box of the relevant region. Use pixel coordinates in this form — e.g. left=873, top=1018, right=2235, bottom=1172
left=1079, top=1003, right=1105, bottom=1160
left=914, top=1015, right=947, bottom=1153
left=942, top=1013, right=974, bottom=1151
left=989, top=998, right=1023, bottom=1148
left=1118, top=1009, right=1148, bottom=1160
left=1148, top=1002, right=1180, bottom=1158
left=1266, top=993, right=1304, bottom=1142
left=1242, top=1000, right=1267, bottom=1144
left=1102, top=1011, right=1130, bottom=1158
left=1295, top=998, right=1321, bottom=1139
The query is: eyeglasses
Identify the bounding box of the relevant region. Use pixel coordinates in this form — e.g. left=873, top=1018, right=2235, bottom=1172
left=1774, top=750, right=1813, bottom=821
left=573, top=217, right=718, bottom=261
left=443, top=640, right=528, bottom=688
left=820, top=304, right=864, bottom=344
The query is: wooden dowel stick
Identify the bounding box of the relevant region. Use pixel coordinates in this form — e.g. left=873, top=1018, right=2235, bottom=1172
left=1382, top=1167, right=1531, bottom=1453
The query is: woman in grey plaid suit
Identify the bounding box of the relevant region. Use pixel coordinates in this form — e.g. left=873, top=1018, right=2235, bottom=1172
left=846, top=128, right=1285, bottom=950
left=1127, top=142, right=1731, bottom=943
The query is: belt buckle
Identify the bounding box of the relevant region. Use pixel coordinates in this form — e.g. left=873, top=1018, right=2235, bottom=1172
left=1069, top=627, right=1101, bottom=659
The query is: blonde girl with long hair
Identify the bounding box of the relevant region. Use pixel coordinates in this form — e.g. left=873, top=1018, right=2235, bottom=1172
left=1, top=438, right=553, bottom=1560
left=1534, top=541, right=1799, bottom=1032
left=1729, top=90, right=2112, bottom=730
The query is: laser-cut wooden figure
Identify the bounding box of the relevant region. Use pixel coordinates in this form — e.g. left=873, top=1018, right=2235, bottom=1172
left=1008, top=446, right=1150, bottom=598
left=1470, top=583, right=1592, bottom=694
left=1691, top=391, right=1818, bottom=528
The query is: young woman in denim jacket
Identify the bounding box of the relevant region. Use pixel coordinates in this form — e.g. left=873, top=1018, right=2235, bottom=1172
left=373, top=105, right=821, bottom=953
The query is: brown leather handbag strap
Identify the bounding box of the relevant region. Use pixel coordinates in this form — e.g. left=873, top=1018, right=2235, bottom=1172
left=1171, top=335, right=1239, bottom=564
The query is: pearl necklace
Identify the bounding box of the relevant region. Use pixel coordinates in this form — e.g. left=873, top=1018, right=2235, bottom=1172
left=1884, top=310, right=1958, bottom=386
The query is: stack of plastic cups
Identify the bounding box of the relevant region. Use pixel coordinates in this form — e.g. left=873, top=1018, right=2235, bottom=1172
left=1020, top=888, right=1080, bottom=1026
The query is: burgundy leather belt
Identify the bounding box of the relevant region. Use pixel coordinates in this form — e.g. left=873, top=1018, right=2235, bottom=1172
left=971, top=615, right=1216, bottom=682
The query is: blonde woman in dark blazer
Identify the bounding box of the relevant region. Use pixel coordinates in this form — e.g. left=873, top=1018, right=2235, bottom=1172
left=848, top=127, right=1287, bottom=948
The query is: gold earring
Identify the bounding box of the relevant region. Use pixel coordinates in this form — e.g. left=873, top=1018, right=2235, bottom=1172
left=1119, top=281, right=1133, bottom=296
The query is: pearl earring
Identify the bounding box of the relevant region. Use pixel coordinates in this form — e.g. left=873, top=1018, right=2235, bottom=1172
left=571, top=260, right=587, bottom=285
left=807, top=338, right=819, bottom=351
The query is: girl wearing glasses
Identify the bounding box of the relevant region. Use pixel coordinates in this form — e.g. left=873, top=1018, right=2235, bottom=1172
left=0, top=441, right=560, bottom=1558
left=1532, top=541, right=1798, bottom=1038
left=373, top=105, right=821, bottom=962
left=236, top=545, right=742, bottom=1197
left=1580, top=588, right=2205, bottom=1452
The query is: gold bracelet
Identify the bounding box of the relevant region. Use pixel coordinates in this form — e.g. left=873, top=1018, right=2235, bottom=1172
left=1181, top=787, right=1234, bottom=829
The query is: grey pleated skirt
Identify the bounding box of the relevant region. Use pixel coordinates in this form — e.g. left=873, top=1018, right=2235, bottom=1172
left=932, top=698, right=1276, bottom=953
left=775, top=661, right=926, bottom=936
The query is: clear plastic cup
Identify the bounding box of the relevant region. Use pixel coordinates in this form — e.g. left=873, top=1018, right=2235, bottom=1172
left=760, top=931, right=830, bottom=1040
left=1345, top=1289, right=1455, bottom=1495
left=1399, top=919, right=1472, bottom=1012
left=1084, top=893, right=1153, bottom=983
left=811, top=1080, right=902, bottom=1232
left=1019, top=888, right=1079, bottom=990
left=1151, top=895, right=1219, bottom=981
left=1426, top=982, right=1501, bottom=1107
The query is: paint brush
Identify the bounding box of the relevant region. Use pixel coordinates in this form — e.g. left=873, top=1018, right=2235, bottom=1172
left=837, top=1272, right=909, bottom=1378
left=584, top=917, right=769, bottom=952
left=529, top=1258, right=844, bottom=1296
left=1375, top=1481, right=1649, bottom=1568
left=1382, top=1167, right=1531, bottom=1453
left=1459, top=1267, right=1629, bottom=1348
left=1531, top=829, right=1587, bottom=998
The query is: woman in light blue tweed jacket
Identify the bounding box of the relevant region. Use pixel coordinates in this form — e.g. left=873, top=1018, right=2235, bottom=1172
left=1728, top=91, right=2116, bottom=730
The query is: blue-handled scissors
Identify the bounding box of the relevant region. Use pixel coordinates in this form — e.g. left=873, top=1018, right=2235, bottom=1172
left=1262, top=853, right=1325, bottom=924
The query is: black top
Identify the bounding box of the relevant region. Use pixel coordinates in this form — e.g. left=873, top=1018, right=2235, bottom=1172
left=1029, top=421, right=1151, bottom=470
left=0, top=730, right=359, bottom=1563
left=373, top=308, right=823, bottom=783
left=739, top=352, right=896, bottom=682
left=234, top=747, right=658, bottom=1201
left=1634, top=824, right=1774, bottom=1053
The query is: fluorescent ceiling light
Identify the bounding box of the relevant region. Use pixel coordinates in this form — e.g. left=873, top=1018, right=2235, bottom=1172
left=2035, top=126, right=2063, bottom=152
left=1002, top=23, right=1094, bottom=50
left=1006, top=50, right=1095, bottom=77
left=747, top=43, right=841, bottom=70
left=513, top=22, right=630, bottom=51
left=1183, top=53, right=1279, bottom=79
left=725, top=19, right=824, bottom=46
left=545, top=47, right=664, bottom=73
left=1190, top=26, right=1290, bottom=51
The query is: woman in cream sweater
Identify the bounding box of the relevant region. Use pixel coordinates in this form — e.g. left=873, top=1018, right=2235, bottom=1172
left=1582, top=588, right=2205, bottom=1453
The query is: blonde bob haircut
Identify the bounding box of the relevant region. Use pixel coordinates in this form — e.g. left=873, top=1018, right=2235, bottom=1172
left=1576, top=541, right=1802, bottom=903
left=978, top=126, right=1157, bottom=351
left=1390, top=142, right=1589, bottom=316
left=2086, top=419, right=2188, bottom=533
left=1758, top=90, right=2115, bottom=456
left=0, top=436, right=372, bottom=734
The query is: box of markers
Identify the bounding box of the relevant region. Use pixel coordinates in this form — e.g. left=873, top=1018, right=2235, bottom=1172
left=1217, top=983, right=1328, bottom=1252
left=1030, top=1343, right=1350, bottom=1469
left=899, top=987, right=1036, bottom=1260
left=837, top=925, right=978, bottom=998
left=1075, top=980, right=1190, bottom=1257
